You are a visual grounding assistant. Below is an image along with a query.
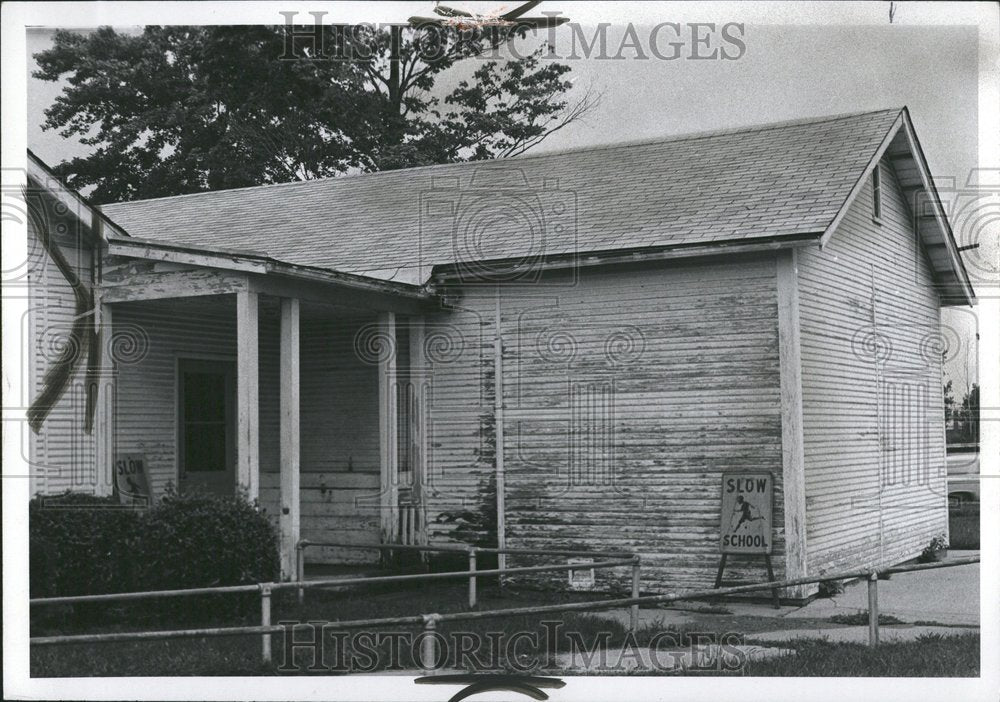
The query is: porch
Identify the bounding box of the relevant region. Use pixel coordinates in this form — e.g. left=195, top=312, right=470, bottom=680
left=94, top=240, right=436, bottom=578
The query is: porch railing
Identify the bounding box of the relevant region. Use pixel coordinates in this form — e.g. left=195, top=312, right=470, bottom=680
left=397, top=505, right=419, bottom=546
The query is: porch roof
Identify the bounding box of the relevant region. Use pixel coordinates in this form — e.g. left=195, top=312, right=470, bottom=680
left=104, top=236, right=433, bottom=301
left=99, top=236, right=435, bottom=314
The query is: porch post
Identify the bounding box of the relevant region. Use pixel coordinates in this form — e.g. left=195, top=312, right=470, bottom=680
left=93, top=300, right=115, bottom=497
left=236, top=290, right=260, bottom=501
left=408, top=317, right=427, bottom=544
left=378, top=312, right=399, bottom=544
left=279, top=298, right=301, bottom=579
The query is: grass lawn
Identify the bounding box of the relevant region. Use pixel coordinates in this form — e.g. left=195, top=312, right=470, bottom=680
left=31, top=581, right=981, bottom=677
left=32, top=582, right=654, bottom=676
left=744, top=633, right=980, bottom=677
left=949, top=502, right=980, bottom=549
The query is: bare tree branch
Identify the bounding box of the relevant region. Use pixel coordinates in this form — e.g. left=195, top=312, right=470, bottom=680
left=501, top=85, right=603, bottom=158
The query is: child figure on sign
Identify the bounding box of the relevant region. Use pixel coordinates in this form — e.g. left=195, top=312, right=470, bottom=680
left=729, top=495, right=763, bottom=535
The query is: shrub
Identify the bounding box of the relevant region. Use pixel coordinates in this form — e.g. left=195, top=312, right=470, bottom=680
left=432, top=472, right=499, bottom=573
left=30, top=491, right=279, bottom=624
left=817, top=579, right=845, bottom=598
left=29, top=493, right=142, bottom=598
left=918, top=533, right=949, bottom=563
left=135, top=492, right=279, bottom=590
left=827, top=611, right=904, bottom=626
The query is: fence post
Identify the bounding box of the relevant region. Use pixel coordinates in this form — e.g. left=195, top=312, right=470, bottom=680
left=260, top=584, right=273, bottom=665
left=468, top=549, right=478, bottom=609
left=296, top=541, right=305, bottom=605
left=630, top=555, right=641, bottom=635
left=867, top=571, right=879, bottom=647
left=421, top=614, right=440, bottom=675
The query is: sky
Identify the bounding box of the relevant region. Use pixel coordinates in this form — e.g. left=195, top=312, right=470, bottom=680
left=22, top=1, right=997, bottom=392
left=26, top=4, right=983, bottom=186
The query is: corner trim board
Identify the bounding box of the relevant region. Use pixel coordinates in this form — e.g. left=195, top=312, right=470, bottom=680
left=776, top=249, right=808, bottom=594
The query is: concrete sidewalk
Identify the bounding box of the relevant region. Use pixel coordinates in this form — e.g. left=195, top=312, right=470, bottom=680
left=781, top=550, right=980, bottom=627
left=595, top=550, right=980, bottom=637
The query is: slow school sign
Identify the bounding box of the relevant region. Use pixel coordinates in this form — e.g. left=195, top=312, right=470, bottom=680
left=114, top=454, right=151, bottom=507
left=720, top=473, right=773, bottom=554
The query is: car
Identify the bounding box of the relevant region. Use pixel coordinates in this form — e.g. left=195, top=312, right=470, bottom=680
left=947, top=443, right=980, bottom=506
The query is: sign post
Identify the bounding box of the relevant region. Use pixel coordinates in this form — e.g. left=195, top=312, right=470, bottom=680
left=716, top=472, right=779, bottom=608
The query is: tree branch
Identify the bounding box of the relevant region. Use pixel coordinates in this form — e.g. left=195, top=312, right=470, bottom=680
left=501, top=86, right=602, bottom=158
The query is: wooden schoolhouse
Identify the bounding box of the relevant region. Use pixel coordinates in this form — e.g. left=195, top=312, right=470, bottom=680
left=24, top=107, right=974, bottom=597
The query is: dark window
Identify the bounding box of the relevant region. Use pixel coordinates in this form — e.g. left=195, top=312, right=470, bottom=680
left=181, top=369, right=229, bottom=472
left=872, top=166, right=882, bottom=222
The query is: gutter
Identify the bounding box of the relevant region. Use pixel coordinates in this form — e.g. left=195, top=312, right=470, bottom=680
left=431, top=232, right=823, bottom=283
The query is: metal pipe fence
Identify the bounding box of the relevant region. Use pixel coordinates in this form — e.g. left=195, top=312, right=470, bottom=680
left=30, top=552, right=979, bottom=670
left=294, top=539, right=636, bottom=610
left=33, top=542, right=640, bottom=664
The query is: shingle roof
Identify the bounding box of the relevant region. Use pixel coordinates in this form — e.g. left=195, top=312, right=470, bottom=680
left=100, top=108, right=903, bottom=284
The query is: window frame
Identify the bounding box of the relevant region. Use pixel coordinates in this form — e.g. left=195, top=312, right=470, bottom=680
left=176, top=357, right=236, bottom=478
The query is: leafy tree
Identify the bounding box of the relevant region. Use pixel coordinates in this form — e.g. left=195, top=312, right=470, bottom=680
left=957, top=384, right=980, bottom=443
left=943, top=380, right=955, bottom=424
left=34, top=24, right=598, bottom=203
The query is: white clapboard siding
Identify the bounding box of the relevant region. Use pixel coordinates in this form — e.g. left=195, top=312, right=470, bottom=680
left=298, top=317, right=381, bottom=475
left=28, top=211, right=97, bottom=495
left=260, top=471, right=382, bottom=564
left=112, top=295, right=282, bottom=500
left=797, top=156, right=948, bottom=574
left=421, top=258, right=785, bottom=592
left=293, top=316, right=381, bottom=564
left=114, top=301, right=382, bottom=564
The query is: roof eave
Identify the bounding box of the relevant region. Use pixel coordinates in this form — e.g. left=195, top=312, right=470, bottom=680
left=26, top=150, right=132, bottom=243
left=817, top=109, right=975, bottom=307
left=896, top=108, right=977, bottom=307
